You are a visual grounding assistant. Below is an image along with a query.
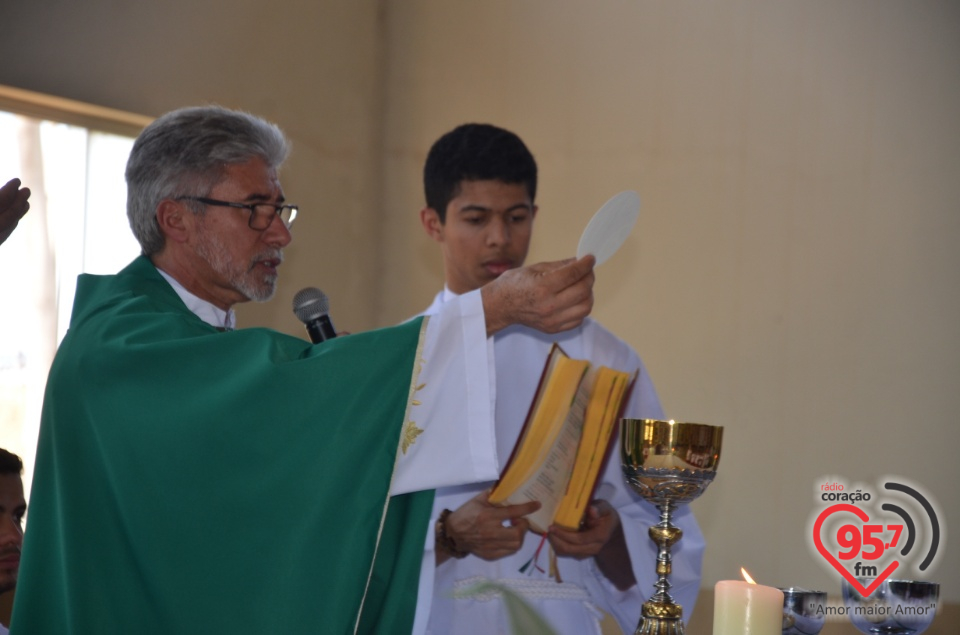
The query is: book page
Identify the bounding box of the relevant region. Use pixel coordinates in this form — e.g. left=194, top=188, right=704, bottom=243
left=500, top=367, right=595, bottom=533
left=553, top=368, right=630, bottom=529
left=490, top=352, right=587, bottom=500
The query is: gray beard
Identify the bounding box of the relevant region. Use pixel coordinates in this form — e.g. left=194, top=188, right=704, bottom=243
left=195, top=228, right=280, bottom=303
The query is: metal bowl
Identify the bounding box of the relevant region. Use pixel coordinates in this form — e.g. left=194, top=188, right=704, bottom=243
left=841, top=578, right=939, bottom=634
left=779, top=587, right=827, bottom=635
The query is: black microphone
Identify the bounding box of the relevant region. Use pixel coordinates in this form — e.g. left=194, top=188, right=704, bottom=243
left=292, top=287, right=337, bottom=344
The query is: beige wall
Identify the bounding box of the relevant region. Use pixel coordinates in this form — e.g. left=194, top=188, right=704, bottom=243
left=2, top=0, right=958, bottom=619
left=378, top=0, right=960, bottom=611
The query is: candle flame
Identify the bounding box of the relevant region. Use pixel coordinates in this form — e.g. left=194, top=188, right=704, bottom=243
left=740, top=567, right=756, bottom=584
left=668, top=419, right=675, bottom=424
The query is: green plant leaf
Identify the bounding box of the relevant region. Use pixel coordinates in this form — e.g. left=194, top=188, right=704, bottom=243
left=455, top=580, right=559, bottom=635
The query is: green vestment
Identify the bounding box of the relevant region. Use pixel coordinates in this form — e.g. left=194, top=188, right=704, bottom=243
left=12, top=256, right=434, bottom=634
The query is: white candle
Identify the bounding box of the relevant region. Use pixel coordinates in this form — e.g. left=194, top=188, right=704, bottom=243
left=713, top=580, right=784, bottom=634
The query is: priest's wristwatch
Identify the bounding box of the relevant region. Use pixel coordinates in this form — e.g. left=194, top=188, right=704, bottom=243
left=435, top=509, right=469, bottom=559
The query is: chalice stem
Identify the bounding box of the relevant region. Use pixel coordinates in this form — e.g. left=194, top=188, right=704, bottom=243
left=653, top=501, right=680, bottom=602
left=635, top=501, right=685, bottom=635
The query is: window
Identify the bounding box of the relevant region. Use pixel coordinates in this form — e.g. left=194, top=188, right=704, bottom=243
left=0, top=86, right=150, bottom=498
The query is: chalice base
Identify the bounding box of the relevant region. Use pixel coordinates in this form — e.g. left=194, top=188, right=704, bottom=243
left=635, top=616, right=684, bottom=635
left=635, top=600, right=685, bottom=635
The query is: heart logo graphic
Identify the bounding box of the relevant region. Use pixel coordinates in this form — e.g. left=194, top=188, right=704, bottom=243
left=813, top=504, right=900, bottom=597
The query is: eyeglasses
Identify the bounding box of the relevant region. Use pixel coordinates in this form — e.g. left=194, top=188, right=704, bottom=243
left=177, top=196, right=298, bottom=231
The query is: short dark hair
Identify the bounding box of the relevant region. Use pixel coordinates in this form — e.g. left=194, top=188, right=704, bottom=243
left=423, top=123, right=537, bottom=222
left=0, top=448, right=23, bottom=475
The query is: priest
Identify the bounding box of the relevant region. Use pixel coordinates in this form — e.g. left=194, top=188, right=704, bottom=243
left=11, top=106, right=595, bottom=635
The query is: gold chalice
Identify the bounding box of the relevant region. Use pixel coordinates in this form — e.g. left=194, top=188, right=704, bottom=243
left=621, top=419, right=723, bottom=635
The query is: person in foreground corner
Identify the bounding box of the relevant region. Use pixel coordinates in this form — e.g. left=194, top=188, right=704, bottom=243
left=411, top=123, right=704, bottom=635
left=11, top=106, right=596, bottom=634
left=0, top=449, right=26, bottom=635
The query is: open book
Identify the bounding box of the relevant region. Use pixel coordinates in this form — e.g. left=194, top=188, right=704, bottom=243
left=488, top=344, right=636, bottom=533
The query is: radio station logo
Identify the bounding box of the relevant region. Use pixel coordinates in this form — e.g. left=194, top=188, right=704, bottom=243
left=807, top=476, right=944, bottom=597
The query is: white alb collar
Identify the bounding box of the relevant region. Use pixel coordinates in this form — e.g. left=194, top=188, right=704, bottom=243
left=156, top=267, right=236, bottom=330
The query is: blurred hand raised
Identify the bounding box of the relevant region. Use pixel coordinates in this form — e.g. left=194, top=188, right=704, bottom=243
left=0, top=178, right=31, bottom=246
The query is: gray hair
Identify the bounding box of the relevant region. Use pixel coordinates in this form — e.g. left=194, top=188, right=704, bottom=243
left=125, top=105, right=290, bottom=255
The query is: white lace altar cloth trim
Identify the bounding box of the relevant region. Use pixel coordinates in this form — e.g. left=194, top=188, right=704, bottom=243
left=452, top=575, right=597, bottom=603
left=452, top=576, right=605, bottom=634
